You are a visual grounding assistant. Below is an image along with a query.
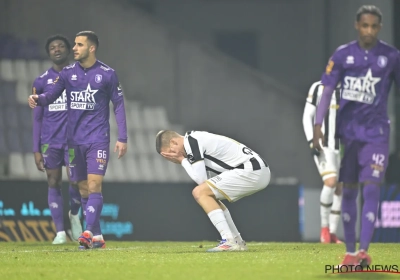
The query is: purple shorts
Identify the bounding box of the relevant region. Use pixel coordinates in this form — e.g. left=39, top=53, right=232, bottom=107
left=68, top=142, right=109, bottom=182
left=339, top=139, right=389, bottom=183
left=41, top=143, right=68, bottom=170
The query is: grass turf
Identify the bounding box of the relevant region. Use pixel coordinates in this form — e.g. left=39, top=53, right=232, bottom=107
left=0, top=242, right=399, bottom=280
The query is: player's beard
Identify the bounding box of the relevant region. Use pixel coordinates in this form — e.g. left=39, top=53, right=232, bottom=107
left=75, top=49, right=90, bottom=63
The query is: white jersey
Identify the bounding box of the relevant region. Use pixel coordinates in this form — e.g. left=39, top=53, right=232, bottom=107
left=183, top=131, right=266, bottom=175
left=303, top=81, right=340, bottom=150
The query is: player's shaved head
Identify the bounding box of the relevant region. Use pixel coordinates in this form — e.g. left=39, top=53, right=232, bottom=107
left=155, top=130, right=180, bottom=154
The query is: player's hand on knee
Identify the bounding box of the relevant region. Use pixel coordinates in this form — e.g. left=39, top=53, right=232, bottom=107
left=28, top=95, right=38, bottom=108
left=34, top=152, right=45, bottom=172
left=313, top=125, right=324, bottom=153
left=114, top=141, right=127, bottom=159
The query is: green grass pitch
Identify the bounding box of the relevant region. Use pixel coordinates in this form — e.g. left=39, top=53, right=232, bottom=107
left=0, top=242, right=399, bottom=280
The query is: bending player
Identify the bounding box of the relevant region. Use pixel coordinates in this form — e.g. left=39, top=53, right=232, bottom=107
left=156, top=130, right=271, bottom=252
left=314, top=5, right=400, bottom=267
left=302, top=81, right=342, bottom=244
left=32, top=35, right=82, bottom=244
left=29, top=31, right=128, bottom=249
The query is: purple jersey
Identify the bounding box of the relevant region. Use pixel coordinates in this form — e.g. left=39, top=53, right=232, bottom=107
left=37, top=60, right=127, bottom=145
left=321, top=40, right=400, bottom=143
left=32, top=68, right=67, bottom=152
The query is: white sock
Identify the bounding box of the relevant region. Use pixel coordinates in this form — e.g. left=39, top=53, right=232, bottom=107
left=207, top=209, right=234, bottom=241
left=320, top=185, right=335, bottom=227
left=57, top=231, right=66, bottom=235
left=223, top=208, right=243, bottom=242
left=93, top=234, right=103, bottom=240
left=329, top=193, right=342, bottom=234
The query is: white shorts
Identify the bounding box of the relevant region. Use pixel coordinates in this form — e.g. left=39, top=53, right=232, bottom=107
left=206, top=157, right=271, bottom=203
left=313, top=148, right=340, bottom=181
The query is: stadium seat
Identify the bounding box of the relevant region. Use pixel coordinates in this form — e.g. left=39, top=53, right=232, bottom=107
left=152, top=156, right=171, bottom=182
left=0, top=59, right=15, bottom=81
left=6, top=128, right=22, bottom=152
left=137, top=155, right=154, bottom=182
left=127, top=103, right=144, bottom=130
left=27, top=60, right=43, bottom=81
left=123, top=157, right=141, bottom=182
left=0, top=127, right=7, bottom=156
left=0, top=80, right=17, bottom=106
left=24, top=153, right=46, bottom=181
left=16, top=81, right=31, bottom=104
left=19, top=105, right=33, bottom=128
left=133, top=131, right=151, bottom=155
left=4, top=106, right=19, bottom=128
left=109, top=157, right=126, bottom=182
left=21, top=129, right=33, bottom=153
left=142, top=106, right=169, bottom=131
left=8, top=152, right=27, bottom=178
left=41, top=60, right=52, bottom=73
left=14, top=59, right=29, bottom=82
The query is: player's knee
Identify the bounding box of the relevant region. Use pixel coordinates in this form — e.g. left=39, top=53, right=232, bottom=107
left=87, top=180, right=102, bottom=194
left=323, top=177, right=337, bottom=188
left=192, top=185, right=209, bottom=201
left=335, top=183, right=343, bottom=196
left=47, top=176, right=61, bottom=188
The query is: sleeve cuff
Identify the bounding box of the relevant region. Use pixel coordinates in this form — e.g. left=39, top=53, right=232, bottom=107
left=117, top=138, right=127, bottom=143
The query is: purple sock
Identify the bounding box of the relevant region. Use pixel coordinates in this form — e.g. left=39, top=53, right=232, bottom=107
left=359, top=184, right=380, bottom=251
left=342, top=187, right=359, bottom=253
left=48, top=187, right=64, bottom=232
left=81, top=197, right=88, bottom=218
left=85, top=193, right=103, bottom=235
left=69, top=185, right=81, bottom=215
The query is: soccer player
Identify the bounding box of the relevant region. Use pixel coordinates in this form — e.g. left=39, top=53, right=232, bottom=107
left=32, top=35, right=82, bottom=244
left=156, top=130, right=271, bottom=252
left=29, top=31, right=128, bottom=249
left=302, top=81, right=342, bottom=244
left=313, top=6, right=400, bottom=266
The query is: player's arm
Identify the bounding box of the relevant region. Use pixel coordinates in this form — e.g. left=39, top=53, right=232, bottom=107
left=181, top=134, right=208, bottom=184
left=181, top=159, right=208, bottom=185
left=314, top=52, right=343, bottom=150
left=110, top=71, right=128, bottom=158
left=31, top=80, right=45, bottom=172
left=393, top=50, right=400, bottom=89
left=302, top=83, right=319, bottom=147
left=29, top=73, right=66, bottom=107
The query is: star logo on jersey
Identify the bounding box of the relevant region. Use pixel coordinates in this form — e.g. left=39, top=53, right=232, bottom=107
left=70, top=83, right=98, bottom=110
left=49, top=90, right=67, bottom=111
left=342, top=69, right=381, bottom=104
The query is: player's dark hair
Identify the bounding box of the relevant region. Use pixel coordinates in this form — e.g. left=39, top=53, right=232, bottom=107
left=45, top=34, right=71, bottom=55
left=155, top=130, right=179, bottom=154
left=76, top=31, right=99, bottom=49
left=356, top=5, right=382, bottom=23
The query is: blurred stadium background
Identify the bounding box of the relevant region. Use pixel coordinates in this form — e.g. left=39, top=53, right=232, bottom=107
left=0, top=0, right=399, bottom=243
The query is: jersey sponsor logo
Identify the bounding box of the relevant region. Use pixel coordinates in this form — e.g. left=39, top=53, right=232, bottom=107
left=48, top=90, right=67, bottom=111
left=346, top=56, right=354, bottom=64
left=70, top=84, right=98, bottom=110
left=325, top=60, right=334, bottom=75
left=342, top=69, right=381, bottom=104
